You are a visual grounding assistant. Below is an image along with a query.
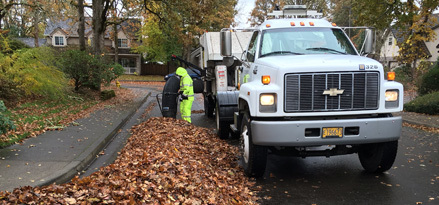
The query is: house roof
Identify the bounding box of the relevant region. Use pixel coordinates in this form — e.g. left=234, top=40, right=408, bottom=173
left=105, top=19, right=141, bottom=39
left=15, top=38, right=47, bottom=47
left=44, top=18, right=93, bottom=37
left=390, top=27, right=432, bottom=58
left=44, top=18, right=141, bottom=39
left=432, top=13, right=439, bottom=30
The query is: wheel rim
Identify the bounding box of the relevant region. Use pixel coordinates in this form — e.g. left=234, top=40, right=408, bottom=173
left=241, top=124, right=250, bottom=164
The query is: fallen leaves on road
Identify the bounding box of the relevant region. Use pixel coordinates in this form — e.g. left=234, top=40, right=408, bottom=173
left=403, top=122, right=439, bottom=134
left=191, top=110, right=204, bottom=114
left=0, top=117, right=259, bottom=204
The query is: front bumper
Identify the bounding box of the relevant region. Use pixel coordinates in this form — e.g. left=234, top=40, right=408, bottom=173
left=251, top=116, right=402, bottom=146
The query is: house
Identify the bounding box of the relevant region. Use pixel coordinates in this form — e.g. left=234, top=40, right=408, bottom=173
left=44, top=18, right=142, bottom=74
left=380, top=14, right=439, bottom=69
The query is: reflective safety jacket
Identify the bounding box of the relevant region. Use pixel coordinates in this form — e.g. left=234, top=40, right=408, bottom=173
left=176, top=67, right=194, bottom=101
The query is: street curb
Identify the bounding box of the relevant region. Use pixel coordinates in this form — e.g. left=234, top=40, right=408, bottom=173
left=36, top=92, right=151, bottom=187
left=402, top=118, right=439, bottom=129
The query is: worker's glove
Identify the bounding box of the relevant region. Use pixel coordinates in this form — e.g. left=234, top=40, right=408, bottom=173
left=181, top=94, right=188, bottom=100
left=178, top=90, right=183, bottom=95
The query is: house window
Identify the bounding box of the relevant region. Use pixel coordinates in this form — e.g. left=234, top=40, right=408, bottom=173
left=117, top=39, right=128, bottom=48
left=388, top=37, right=392, bottom=46
left=54, top=36, right=65, bottom=46
left=119, top=58, right=136, bottom=74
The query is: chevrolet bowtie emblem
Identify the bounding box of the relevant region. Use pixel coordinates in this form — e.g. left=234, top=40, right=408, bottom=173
left=323, top=88, right=344, bottom=96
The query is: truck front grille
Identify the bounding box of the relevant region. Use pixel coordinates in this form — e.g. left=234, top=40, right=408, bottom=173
left=284, top=72, right=379, bottom=112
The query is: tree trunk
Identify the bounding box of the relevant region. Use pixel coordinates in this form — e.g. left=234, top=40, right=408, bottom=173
left=33, top=14, right=39, bottom=47
left=92, top=0, right=108, bottom=56
left=92, top=0, right=109, bottom=91
left=78, top=0, right=86, bottom=51
left=113, top=23, right=119, bottom=63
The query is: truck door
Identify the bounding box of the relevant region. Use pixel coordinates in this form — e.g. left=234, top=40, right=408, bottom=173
left=240, top=31, right=259, bottom=85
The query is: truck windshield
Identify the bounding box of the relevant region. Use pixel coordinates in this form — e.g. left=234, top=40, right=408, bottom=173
left=260, top=27, right=357, bottom=57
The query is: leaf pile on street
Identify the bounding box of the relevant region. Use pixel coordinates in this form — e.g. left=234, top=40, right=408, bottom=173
left=0, top=117, right=260, bottom=204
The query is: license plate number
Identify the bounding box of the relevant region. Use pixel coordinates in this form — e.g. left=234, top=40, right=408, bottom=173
left=322, top=127, right=343, bottom=138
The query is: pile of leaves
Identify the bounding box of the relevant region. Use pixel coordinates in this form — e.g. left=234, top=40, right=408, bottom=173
left=0, top=117, right=260, bottom=204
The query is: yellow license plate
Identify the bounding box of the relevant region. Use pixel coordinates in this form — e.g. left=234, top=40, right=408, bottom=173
left=322, top=127, right=343, bottom=138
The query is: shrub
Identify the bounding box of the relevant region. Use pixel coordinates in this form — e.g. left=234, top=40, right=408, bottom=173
left=102, top=63, right=124, bottom=84
left=418, top=64, right=439, bottom=96
left=0, top=47, right=68, bottom=101
left=404, top=91, right=439, bottom=115
left=0, top=100, right=15, bottom=135
left=101, top=90, right=116, bottom=100
left=58, top=50, right=125, bottom=91
left=58, top=50, right=93, bottom=91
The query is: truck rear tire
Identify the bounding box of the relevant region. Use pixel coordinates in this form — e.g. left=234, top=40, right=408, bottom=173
left=358, top=140, right=398, bottom=173
left=216, top=102, right=229, bottom=139
left=240, top=112, right=267, bottom=177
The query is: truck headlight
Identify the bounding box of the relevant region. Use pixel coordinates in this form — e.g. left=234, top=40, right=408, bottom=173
left=260, top=93, right=276, bottom=112
left=385, top=90, right=399, bottom=108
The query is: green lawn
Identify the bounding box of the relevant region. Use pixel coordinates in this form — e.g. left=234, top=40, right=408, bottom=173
left=118, top=75, right=164, bottom=82
left=0, top=95, right=99, bottom=147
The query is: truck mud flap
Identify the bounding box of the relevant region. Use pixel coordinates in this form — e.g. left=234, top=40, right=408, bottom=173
left=193, top=78, right=204, bottom=94
left=216, top=91, right=239, bottom=122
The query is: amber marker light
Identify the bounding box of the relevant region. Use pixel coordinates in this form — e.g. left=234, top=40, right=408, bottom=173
left=309, top=22, right=315, bottom=26
left=290, top=22, right=296, bottom=26
left=300, top=22, right=305, bottom=26
left=387, top=72, right=395, bottom=81
left=266, top=24, right=271, bottom=28
left=262, top=75, right=271, bottom=85
left=332, top=22, right=337, bottom=27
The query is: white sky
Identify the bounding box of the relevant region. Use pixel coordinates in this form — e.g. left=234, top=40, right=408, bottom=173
left=235, top=0, right=256, bottom=28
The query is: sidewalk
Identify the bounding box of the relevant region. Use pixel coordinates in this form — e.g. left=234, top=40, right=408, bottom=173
left=0, top=87, right=150, bottom=192
left=393, top=111, right=439, bottom=129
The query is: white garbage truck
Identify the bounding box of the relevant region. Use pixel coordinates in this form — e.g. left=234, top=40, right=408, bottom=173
left=188, top=5, right=404, bottom=177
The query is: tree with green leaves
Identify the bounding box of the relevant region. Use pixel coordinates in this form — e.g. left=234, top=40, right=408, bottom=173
left=136, top=0, right=237, bottom=62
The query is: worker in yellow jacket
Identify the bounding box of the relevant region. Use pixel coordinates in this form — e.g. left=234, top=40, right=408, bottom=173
left=176, top=67, right=194, bottom=123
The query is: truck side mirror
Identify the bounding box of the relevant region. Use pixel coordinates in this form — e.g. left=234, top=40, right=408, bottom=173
left=220, top=30, right=232, bottom=57
left=241, top=50, right=247, bottom=61
left=363, top=28, right=375, bottom=55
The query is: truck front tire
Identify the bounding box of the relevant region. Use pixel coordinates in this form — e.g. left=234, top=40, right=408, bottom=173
left=358, top=140, right=398, bottom=173
left=240, top=112, right=267, bottom=177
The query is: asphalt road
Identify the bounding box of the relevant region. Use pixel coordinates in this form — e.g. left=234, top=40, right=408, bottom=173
left=188, top=94, right=439, bottom=205
left=252, top=124, right=439, bottom=205
left=84, top=84, right=438, bottom=205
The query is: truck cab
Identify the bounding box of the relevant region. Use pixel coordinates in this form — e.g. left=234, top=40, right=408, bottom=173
left=232, top=17, right=403, bottom=177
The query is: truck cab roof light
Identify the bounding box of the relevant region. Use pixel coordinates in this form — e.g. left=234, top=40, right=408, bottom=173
left=300, top=22, right=305, bottom=26
left=309, top=22, right=315, bottom=26
left=266, top=24, right=271, bottom=28
left=290, top=22, right=296, bottom=26
left=332, top=22, right=337, bottom=27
